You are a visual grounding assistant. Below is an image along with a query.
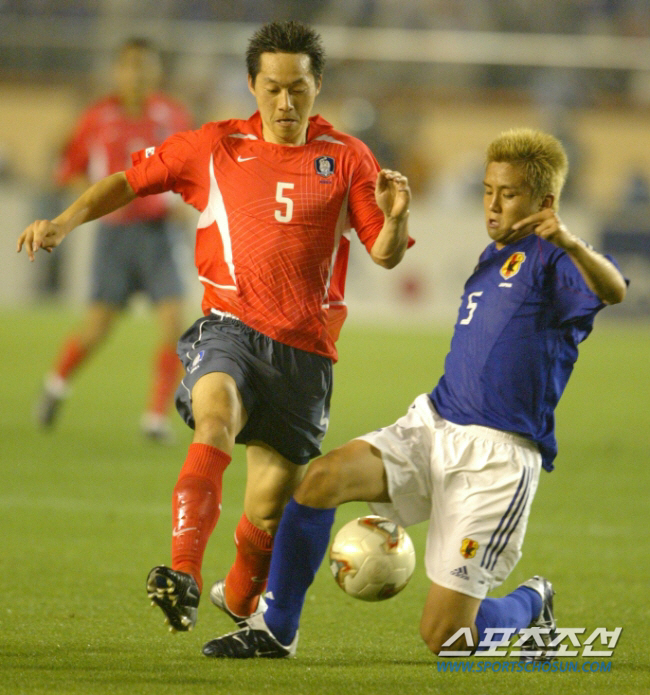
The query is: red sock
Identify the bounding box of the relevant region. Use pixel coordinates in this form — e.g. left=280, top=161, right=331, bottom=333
left=172, top=443, right=231, bottom=592
left=148, top=345, right=181, bottom=415
left=225, top=514, right=274, bottom=617
left=54, top=336, right=88, bottom=380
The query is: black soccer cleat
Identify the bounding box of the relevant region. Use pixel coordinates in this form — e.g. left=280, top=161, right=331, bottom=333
left=146, top=565, right=200, bottom=632
left=209, top=578, right=268, bottom=627
left=517, top=575, right=557, bottom=662
left=202, top=613, right=297, bottom=659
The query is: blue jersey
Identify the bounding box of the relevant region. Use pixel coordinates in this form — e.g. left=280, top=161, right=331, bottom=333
left=430, top=233, right=617, bottom=472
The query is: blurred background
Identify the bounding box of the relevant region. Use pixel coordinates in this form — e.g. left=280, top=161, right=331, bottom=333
left=2, top=0, right=649, bottom=322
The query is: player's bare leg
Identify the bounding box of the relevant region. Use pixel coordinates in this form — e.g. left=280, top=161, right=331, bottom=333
left=148, top=372, right=246, bottom=631
left=295, top=439, right=390, bottom=508
left=420, top=578, right=556, bottom=659
left=141, top=297, right=184, bottom=441
left=419, top=583, right=481, bottom=655
left=211, top=443, right=305, bottom=625
left=35, top=302, right=118, bottom=427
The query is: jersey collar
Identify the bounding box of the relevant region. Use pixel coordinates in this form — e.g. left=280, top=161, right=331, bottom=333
left=246, top=111, right=335, bottom=144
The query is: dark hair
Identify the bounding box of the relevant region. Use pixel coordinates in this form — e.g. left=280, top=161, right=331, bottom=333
left=246, top=21, right=325, bottom=83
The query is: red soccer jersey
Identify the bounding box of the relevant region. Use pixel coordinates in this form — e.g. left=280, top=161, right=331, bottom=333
left=126, top=112, right=391, bottom=360
left=57, top=93, right=192, bottom=224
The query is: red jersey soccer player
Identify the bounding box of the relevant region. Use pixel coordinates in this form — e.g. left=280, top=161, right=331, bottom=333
left=18, top=22, right=412, bottom=633
left=34, top=38, right=192, bottom=441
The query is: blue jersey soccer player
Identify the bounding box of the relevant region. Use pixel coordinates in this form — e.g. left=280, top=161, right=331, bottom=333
left=201, top=127, right=627, bottom=659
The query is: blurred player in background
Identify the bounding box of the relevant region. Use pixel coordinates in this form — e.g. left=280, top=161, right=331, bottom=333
left=18, top=22, right=412, bottom=635
left=201, top=128, right=627, bottom=659
left=35, top=37, right=192, bottom=441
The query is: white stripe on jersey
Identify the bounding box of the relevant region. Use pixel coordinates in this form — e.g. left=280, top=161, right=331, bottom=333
left=228, top=133, right=259, bottom=140
left=322, top=186, right=352, bottom=307
left=199, top=275, right=237, bottom=291
left=313, top=134, right=345, bottom=146
left=197, top=155, right=237, bottom=287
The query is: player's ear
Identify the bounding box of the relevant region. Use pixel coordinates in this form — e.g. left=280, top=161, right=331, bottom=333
left=314, top=75, right=322, bottom=96
left=540, top=194, right=554, bottom=210
left=247, top=74, right=256, bottom=96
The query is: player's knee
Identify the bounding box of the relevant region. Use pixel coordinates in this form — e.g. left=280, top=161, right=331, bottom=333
left=194, top=411, right=236, bottom=446
left=192, top=398, right=240, bottom=446
left=192, top=380, right=244, bottom=448
left=295, top=454, right=344, bottom=508
left=80, top=320, right=113, bottom=348
left=193, top=402, right=241, bottom=449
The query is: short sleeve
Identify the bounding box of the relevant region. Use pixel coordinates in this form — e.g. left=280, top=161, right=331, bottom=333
left=347, top=146, right=384, bottom=251
left=346, top=144, right=415, bottom=254
left=549, top=248, right=613, bottom=325
left=126, top=126, right=210, bottom=210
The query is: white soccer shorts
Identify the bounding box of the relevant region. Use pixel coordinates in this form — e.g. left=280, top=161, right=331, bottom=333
left=361, top=394, right=542, bottom=599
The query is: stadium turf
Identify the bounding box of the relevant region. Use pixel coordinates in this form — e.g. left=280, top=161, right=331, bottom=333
left=0, top=307, right=647, bottom=695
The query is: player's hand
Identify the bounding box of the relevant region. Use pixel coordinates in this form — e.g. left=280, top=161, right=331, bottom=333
left=16, top=220, right=66, bottom=261
left=511, top=209, right=577, bottom=250
left=375, top=169, right=411, bottom=221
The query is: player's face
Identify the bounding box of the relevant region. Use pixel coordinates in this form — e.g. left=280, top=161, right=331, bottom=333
left=483, top=161, right=545, bottom=248
left=114, top=47, right=161, bottom=104
left=249, top=52, right=322, bottom=146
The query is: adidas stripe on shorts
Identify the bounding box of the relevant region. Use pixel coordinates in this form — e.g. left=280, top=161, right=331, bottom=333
left=363, top=393, right=542, bottom=600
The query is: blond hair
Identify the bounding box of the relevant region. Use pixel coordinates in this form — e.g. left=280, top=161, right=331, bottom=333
left=486, top=128, right=569, bottom=210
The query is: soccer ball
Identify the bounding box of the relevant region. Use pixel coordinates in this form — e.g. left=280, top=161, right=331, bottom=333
left=329, top=516, right=416, bottom=601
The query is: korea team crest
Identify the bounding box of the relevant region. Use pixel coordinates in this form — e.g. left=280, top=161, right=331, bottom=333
left=314, top=155, right=335, bottom=177
left=500, top=251, right=526, bottom=280
left=460, top=538, right=479, bottom=559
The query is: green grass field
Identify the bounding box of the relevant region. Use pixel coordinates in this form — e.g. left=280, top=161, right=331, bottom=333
left=1, top=307, right=648, bottom=695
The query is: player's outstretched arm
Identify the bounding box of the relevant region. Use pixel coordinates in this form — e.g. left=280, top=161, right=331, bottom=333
left=512, top=209, right=626, bottom=304
left=17, top=172, right=136, bottom=261
left=370, top=169, right=411, bottom=269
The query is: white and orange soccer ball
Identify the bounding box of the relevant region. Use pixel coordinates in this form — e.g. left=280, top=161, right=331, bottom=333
left=329, top=516, right=416, bottom=601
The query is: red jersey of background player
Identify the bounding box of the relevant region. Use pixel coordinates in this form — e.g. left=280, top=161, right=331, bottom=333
left=57, top=93, right=191, bottom=225
left=126, top=111, right=403, bottom=360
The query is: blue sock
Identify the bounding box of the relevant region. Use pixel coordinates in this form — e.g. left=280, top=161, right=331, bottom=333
left=263, top=498, right=336, bottom=646
left=474, top=587, right=542, bottom=651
